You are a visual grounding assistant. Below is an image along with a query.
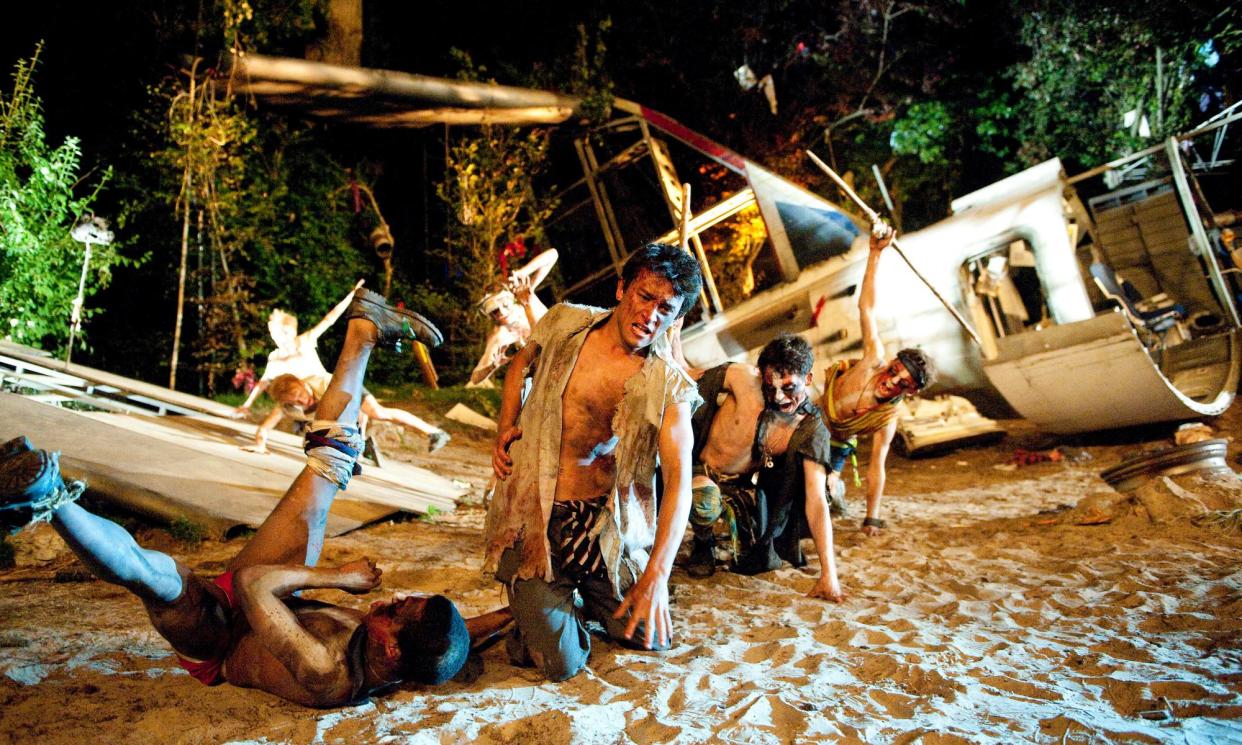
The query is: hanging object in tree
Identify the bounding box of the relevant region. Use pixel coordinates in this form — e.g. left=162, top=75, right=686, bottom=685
left=499, top=236, right=527, bottom=276
left=369, top=222, right=394, bottom=259
left=66, top=213, right=114, bottom=367
left=734, top=64, right=758, bottom=91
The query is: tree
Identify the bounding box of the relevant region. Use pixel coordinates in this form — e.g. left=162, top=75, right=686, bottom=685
left=0, top=47, right=124, bottom=351
left=431, top=52, right=559, bottom=380
left=434, top=125, right=557, bottom=378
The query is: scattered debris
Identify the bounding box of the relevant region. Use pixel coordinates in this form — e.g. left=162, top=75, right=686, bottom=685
left=1138, top=696, right=1177, bottom=722
left=1175, top=422, right=1215, bottom=446
left=1136, top=477, right=1209, bottom=523
left=445, top=403, right=498, bottom=431
left=1100, top=439, right=1233, bottom=491
left=1010, top=448, right=1063, bottom=466
left=1058, top=447, right=1093, bottom=463
left=1075, top=508, right=1112, bottom=526
left=1194, top=508, right=1242, bottom=534
left=895, top=395, right=1004, bottom=457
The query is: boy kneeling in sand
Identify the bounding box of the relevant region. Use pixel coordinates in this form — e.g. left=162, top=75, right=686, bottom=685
left=685, top=334, right=845, bottom=602
left=0, top=291, right=508, bottom=707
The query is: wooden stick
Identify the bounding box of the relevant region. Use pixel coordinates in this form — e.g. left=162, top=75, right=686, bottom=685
left=806, top=150, right=983, bottom=347
left=678, top=182, right=692, bottom=251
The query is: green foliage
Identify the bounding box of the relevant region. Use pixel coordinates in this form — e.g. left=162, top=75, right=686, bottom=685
left=971, top=89, right=1018, bottom=163
left=568, top=19, right=615, bottom=126
left=435, top=126, right=557, bottom=381
left=1006, top=6, right=1198, bottom=167
left=0, top=47, right=126, bottom=351
left=196, top=0, right=327, bottom=58
left=889, top=102, right=953, bottom=166
left=417, top=504, right=442, bottom=523
left=168, top=514, right=207, bottom=545
left=155, top=62, right=263, bottom=385
left=105, top=0, right=372, bottom=391
left=121, top=73, right=371, bottom=390
left=967, top=0, right=1233, bottom=172
left=434, top=54, right=559, bottom=381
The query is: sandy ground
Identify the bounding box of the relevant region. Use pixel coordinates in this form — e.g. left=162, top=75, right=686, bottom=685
left=2, top=404, right=1242, bottom=744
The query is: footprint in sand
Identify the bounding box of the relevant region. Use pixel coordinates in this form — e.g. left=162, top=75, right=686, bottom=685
left=739, top=641, right=788, bottom=666
left=625, top=713, right=681, bottom=745
left=979, top=674, right=1064, bottom=702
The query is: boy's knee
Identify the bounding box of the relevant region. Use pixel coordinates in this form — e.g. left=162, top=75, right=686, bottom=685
left=690, top=483, right=723, bottom=526
left=539, top=642, right=588, bottom=682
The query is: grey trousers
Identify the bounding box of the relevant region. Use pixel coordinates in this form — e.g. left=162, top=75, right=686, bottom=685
left=496, top=511, right=670, bottom=681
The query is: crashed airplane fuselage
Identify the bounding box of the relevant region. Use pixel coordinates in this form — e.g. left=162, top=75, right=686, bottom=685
left=231, top=54, right=1241, bottom=434
left=614, top=103, right=1241, bottom=434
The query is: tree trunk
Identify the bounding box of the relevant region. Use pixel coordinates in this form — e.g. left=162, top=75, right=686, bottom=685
left=170, top=168, right=191, bottom=390
left=306, top=0, right=362, bottom=66
left=169, top=66, right=197, bottom=390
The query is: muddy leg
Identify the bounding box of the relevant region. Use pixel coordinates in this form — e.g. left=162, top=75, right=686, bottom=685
left=228, top=318, right=377, bottom=570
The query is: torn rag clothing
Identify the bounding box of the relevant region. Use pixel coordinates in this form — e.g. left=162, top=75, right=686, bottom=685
left=689, top=363, right=833, bottom=573
left=482, top=302, right=701, bottom=599
left=176, top=571, right=237, bottom=686
left=822, top=359, right=902, bottom=479
left=303, top=421, right=364, bottom=490
left=260, top=338, right=331, bottom=383
left=690, top=463, right=749, bottom=559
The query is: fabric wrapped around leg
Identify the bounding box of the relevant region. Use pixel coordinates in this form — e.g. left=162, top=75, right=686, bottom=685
left=1, top=450, right=85, bottom=533
left=303, top=421, right=365, bottom=490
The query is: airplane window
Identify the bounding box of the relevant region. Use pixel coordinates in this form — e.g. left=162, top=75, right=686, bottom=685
left=965, top=240, right=1048, bottom=338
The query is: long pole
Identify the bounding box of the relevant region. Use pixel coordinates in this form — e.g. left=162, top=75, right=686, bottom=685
left=678, top=182, right=691, bottom=251
left=806, top=150, right=982, bottom=347
left=64, top=241, right=92, bottom=367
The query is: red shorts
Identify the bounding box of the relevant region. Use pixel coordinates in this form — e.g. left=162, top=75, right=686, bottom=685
left=175, top=571, right=236, bottom=686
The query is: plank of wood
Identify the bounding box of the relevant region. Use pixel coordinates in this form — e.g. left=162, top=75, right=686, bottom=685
left=0, top=393, right=460, bottom=539
left=0, top=341, right=236, bottom=418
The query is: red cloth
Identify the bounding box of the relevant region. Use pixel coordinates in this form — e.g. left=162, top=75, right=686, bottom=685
left=176, top=571, right=236, bottom=686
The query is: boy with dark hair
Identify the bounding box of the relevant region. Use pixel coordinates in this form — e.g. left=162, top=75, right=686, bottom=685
left=822, top=224, right=939, bottom=535
left=485, top=242, right=703, bottom=681
left=686, top=333, right=844, bottom=601
left=0, top=290, right=509, bottom=707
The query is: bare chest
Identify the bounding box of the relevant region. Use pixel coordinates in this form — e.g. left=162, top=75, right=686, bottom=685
left=702, top=396, right=764, bottom=473
left=758, top=413, right=801, bottom=464
left=225, top=604, right=361, bottom=706
left=563, top=337, right=643, bottom=435
left=830, top=366, right=884, bottom=419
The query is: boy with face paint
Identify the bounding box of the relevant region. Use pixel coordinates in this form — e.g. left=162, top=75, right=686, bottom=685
left=686, top=334, right=844, bottom=602
left=0, top=291, right=510, bottom=707
left=468, top=249, right=560, bottom=386
left=821, top=224, right=937, bottom=536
